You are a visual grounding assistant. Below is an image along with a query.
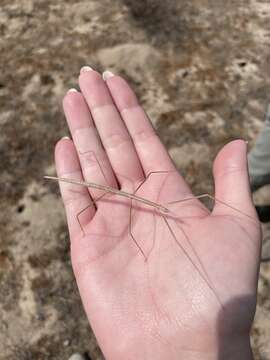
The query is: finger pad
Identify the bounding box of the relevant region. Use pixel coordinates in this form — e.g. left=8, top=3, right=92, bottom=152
left=79, top=71, right=112, bottom=108
left=63, top=92, right=92, bottom=131
left=213, top=140, right=247, bottom=176
left=106, top=76, right=138, bottom=111
left=55, top=139, right=81, bottom=175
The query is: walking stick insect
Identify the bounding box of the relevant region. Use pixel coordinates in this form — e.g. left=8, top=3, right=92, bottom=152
left=44, top=169, right=258, bottom=307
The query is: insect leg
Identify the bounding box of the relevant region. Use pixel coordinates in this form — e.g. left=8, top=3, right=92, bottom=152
left=129, top=171, right=175, bottom=260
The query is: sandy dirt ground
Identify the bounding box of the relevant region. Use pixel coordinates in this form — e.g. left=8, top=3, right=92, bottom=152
left=0, top=0, right=270, bottom=359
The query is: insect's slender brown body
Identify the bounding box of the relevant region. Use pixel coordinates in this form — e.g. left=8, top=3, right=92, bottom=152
left=44, top=176, right=170, bottom=214
left=44, top=175, right=255, bottom=221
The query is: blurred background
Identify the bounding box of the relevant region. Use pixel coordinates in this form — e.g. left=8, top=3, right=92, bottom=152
left=0, top=0, right=270, bottom=359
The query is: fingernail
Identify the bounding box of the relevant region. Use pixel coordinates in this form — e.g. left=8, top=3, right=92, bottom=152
left=103, top=70, right=114, bottom=81
left=68, top=88, right=78, bottom=93
left=62, top=136, right=70, bottom=140
left=80, top=66, right=94, bottom=73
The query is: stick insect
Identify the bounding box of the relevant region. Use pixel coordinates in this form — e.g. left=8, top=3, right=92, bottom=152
left=44, top=168, right=258, bottom=307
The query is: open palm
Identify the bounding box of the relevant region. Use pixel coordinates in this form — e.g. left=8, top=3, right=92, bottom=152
left=54, top=68, right=261, bottom=360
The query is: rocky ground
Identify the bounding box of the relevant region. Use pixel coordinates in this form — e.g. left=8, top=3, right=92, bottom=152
left=0, top=0, right=270, bottom=359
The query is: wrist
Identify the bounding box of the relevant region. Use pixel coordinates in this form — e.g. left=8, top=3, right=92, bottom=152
left=107, top=335, right=254, bottom=360
left=181, top=335, right=254, bottom=360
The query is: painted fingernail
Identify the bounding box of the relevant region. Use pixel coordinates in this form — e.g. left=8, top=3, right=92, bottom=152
left=68, top=88, right=78, bottom=93
left=80, top=66, right=94, bottom=73
left=62, top=136, right=70, bottom=140
left=103, top=70, right=114, bottom=81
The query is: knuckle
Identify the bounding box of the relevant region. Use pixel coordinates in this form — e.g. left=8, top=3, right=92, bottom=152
left=104, top=133, right=132, bottom=150
left=132, top=129, right=157, bottom=144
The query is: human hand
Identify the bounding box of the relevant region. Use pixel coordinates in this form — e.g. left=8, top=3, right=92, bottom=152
left=53, top=68, right=261, bottom=360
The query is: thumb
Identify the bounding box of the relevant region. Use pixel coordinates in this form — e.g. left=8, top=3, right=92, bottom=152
left=212, top=140, right=256, bottom=218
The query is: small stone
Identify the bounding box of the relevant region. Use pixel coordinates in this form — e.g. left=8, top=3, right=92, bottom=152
left=68, top=354, right=85, bottom=360
left=63, top=339, right=70, bottom=346
left=262, top=237, right=270, bottom=261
